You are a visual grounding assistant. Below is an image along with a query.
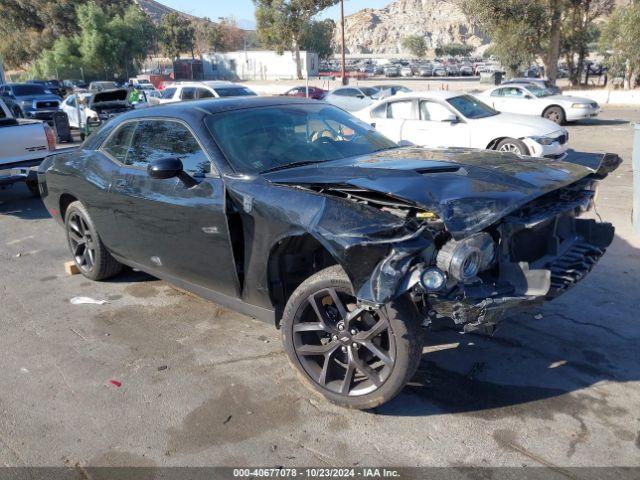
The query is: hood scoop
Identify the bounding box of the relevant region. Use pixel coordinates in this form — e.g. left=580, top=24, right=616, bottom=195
left=415, top=166, right=464, bottom=175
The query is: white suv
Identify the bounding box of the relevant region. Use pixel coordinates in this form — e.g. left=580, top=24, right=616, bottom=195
left=153, top=81, right=257, bottom=105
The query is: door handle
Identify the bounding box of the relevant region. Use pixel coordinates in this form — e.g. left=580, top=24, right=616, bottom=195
left=113, top=179, right=127, bottom=189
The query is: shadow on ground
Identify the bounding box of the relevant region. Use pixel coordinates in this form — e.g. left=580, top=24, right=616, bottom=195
left=0, top=184, right=49, bottom=220
left=376, top=232, right=640, bottom=417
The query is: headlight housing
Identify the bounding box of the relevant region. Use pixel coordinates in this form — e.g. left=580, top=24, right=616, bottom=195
left=530, top=136, right=555, bottom=146
left=571, top=103, right=590, bottom=108
left=436, top=233, right=496, bottom=282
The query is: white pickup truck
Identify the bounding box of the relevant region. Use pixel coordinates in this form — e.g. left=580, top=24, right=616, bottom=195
left=0, top=99, right=57, bottom=195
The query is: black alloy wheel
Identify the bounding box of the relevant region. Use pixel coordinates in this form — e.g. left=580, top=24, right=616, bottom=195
left=293, top=287, right=396, bottom=397
left=282, top=265, right=423, bottom=409
left=67, top=210, right=97, bottom=273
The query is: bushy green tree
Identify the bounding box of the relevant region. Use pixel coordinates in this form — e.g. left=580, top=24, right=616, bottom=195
left=160, top=13, right=195, bottom=60
left=402, top=36, right=427, bottom=58
left=599, top=1, right=640, bottom=89
left=300, top=19, right=336, bottom=59
left=254, top=0, right=339, bottom=79
left=435, top=43, right=474, bottom=57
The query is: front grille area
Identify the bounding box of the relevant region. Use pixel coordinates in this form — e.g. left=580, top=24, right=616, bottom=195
left=547, top=241, right=605, bottom=298
left=35, top=101, right=59, bottom=109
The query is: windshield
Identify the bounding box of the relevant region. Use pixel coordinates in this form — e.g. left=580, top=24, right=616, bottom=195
left=360, top=87, right=380, bottom=97
left=206, top=104, right=397, bottom=174
left=213, top=87, right=256, bottom=97
left=527, top=85, right=553, bottom=97
left=12, top=84, right=47, bottom=96
left=446, top=95, right=498, bottom=119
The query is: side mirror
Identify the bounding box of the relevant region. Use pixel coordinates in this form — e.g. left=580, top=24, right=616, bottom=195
left=357, top=94, right=365, bottom=99
left=524, top=94, right=533, bottom=99
left=148, top=157, right=198, bottom=187
left=148, top=157, right=184, bottom=179
left=441, top=113, right=458, bottom=123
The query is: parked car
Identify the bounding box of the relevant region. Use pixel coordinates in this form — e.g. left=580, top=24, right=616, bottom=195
left=383, top=65, right=400, bottom=77
left=371, top=85, right=412, bottom=98
left=61, top=89, right=132, bottom=129
left=151, top=81, right=257, bottom=105
left=460, top=65, right=474, bottom=76
left=478, top=83, right=599, bottom=124
left=502, top=78, right=562, bottom=95
left=324, top=86, right=380, bottom=111
left=417, top=65, right=433, bottom=77
left=62, top=79, right=88, bottom=91
left=26, top=79, right=66, bottom=98
left=433, top=66, right=447, bottom=77
left=88, top=81, right=119, bottom=93
left=38, top=96, right=618, bottom=409
left=0, top=83, right=61, bottom=121
left=400, top=66, right=413, bottom=77
left=357, top=91, right=569, bottom=159
left=0, top=99, right=56, bottom=195
left=282, top=86, right=326, bottom=100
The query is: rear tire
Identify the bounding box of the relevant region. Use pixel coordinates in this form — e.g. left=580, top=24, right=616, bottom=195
left=281, top=265, right=423, bottom=410
left=497, top=138, right=530, bottom=156
left=543, top=106, right=566, bottom=125
left=64, top=201, right=122, bottom=281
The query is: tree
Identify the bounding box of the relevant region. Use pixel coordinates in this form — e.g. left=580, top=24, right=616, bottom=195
left=435, top=43, right=474, bottom=57
left=402, top=36, right=427, bottom=58
left=599, top=1, right=640, bottom=89
left=300, top=19, right=336, bottom=59
left=253, top=0, right=339, bottom=79
left=160, top=13, right=195, bottom=60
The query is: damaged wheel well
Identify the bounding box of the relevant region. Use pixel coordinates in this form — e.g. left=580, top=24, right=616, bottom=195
left=486, top=137, right=507, bottom=150
left=268, top=234, right=338, bottom=325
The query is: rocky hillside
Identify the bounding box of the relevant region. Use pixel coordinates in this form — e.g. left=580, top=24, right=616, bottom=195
left=133, top=0, right=197, bottom=22
left=334, top=0, right=488, bottom=55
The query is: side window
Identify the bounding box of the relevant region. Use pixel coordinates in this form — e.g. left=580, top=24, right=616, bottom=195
left=102, top=122, right=138, bottom=164
left=503, top=87, right=524, bottom=98
left=160, top=87, right=176, bottom=99
left=419, top=101, right=453, bottom=121
left=490, top=88, right=505, bottom=97
left=370, top=102, right=388, bottom=119
left=66, top=96, right=77, bottom=107
left=388, top=100, right=413, bottom=120
left=334, top=88, right=359, bottom=97
left=181, top=87, right=196, bottom=100
left=127, top=120, right=211, bottom=175
left=198, top=88, right=214, bottom=99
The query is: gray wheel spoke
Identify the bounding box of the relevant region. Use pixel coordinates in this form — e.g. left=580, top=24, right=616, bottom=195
left=327, top=288, right=348, bottom=323
left=361, top=341, right=393, bottom=366
left=69, top=218, right=82, bottom=235
left=297, top=341, right=337, bottom=356
left=349, top=348, right=382, bottom=387
left=307, top=294, right=332, bottom=329
left=318, top=349, right=337, bottom=386
left=294, top=322, right=330, bottom=333
left=355, top=317, right=389, bottom=342
left=340, top=363, right=355, bottom=394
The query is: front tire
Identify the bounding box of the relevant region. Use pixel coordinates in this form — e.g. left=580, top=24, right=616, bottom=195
left=64, top=201, right=123, bottom=281
left=281, top=265, right=423, bottom=410
left=543, top=106, right=566, bottom=125
left=497, top=138, right=530, bottom=156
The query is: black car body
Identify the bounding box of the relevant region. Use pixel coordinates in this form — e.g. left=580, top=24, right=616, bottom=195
left=38, top=97, right=619, bottom=409
left=0, top=83, right=61, bottom=121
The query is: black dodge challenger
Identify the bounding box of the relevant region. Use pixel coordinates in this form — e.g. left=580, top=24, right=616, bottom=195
left=38, top=97, right=619, bottom=409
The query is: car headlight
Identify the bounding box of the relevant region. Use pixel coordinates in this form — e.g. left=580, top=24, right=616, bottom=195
left=436, top=233, right=496, bottom=282
left=571, top=103, right=590, bottom=108
left=530, top=136, right=555, bottom=146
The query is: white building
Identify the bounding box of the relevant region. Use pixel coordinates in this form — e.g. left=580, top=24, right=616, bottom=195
left=204, top=50, right=319, bottom=81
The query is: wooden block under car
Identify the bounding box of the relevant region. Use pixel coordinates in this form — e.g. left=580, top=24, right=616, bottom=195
left=64, top=261, right=80, bottom=276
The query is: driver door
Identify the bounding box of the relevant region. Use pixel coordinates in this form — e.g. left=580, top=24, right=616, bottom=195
left=103, top=119, right=241, bottom=297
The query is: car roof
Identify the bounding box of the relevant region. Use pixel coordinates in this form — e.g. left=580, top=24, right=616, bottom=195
left=118, top=96, right=320, bottom=120
left=391, top=90, right=463, bottom=101
left=175, top=81, right=239, bottom=88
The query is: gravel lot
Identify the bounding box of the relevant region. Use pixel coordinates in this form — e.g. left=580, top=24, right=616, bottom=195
left=0, top=107, right=639, bottom=469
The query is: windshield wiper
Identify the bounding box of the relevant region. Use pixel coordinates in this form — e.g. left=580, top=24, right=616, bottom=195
left=260, top=160, right=325, bottom=174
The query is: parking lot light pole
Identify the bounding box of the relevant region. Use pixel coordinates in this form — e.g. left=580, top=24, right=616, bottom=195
left=341, top=0, right=347, bottom=86
left=634, top=123, right=640, bottom=233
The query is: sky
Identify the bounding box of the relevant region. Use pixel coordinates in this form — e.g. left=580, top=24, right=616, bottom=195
left=157, top=0, right=392, bottom=29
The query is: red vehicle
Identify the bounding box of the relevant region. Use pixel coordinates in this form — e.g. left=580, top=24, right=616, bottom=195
left=282, top=86, right=327, bottom=100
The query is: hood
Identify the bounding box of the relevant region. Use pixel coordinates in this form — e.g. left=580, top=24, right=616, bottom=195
left=547, top=94, right=596, bottom=105
left=263, top=147, right=595, bottom=238
left=17, top=94, right=61, bottom=103
left=89, top=89, right=129, bottom=107
left=473, top=112, right=562, bottom=136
